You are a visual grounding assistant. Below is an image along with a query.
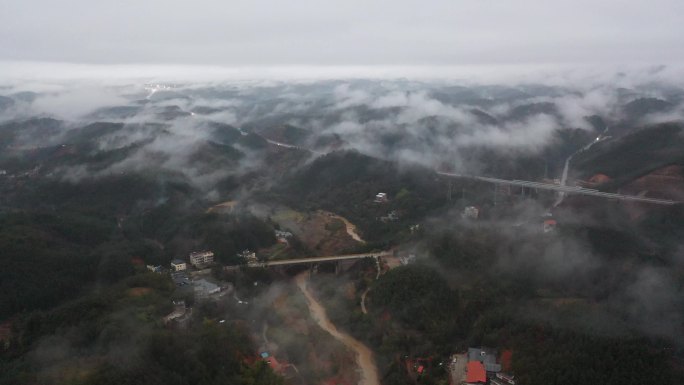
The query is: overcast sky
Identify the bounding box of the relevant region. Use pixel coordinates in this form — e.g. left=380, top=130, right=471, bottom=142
left=1, top=0, right=683, bottom=69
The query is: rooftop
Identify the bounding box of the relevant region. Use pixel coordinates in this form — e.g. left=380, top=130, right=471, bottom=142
left=466, top=361, right=486, bottom=383
left=194, top=279, right=219, bottom=292
left=190, top=251, right=214, bottom=257
left=468, top=347, right=502, bottom=372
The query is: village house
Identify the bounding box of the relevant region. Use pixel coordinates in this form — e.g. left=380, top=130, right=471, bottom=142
left=189, top=251, right=214, bottom=267
left=464, top=347, right=504, bottom=384
left=146, top=264, right=162, bottom=273
left=374, top=192, right=388, bottom=203
left=380, top=210, right=399, bottom=222
left=238, top=250, right=260, bottom=267
left=275, top=229, right=293, bottom=244
left=170, top=259, right=187, bottom=271
left=468, top=347, right=502, bottom=373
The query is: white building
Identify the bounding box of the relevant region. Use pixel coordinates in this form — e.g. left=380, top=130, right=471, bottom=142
left=380, top=210, right=399, bottom=222
left=374, top=192, right=388, bottom=203
left=170, top=259, right=187, bottom=271
left=275, top=230, right=293, bottom=238
left=189, top=251, right=214, bottom=267
left=400, top=253, right=416, bottom=265
left=462, top=206, right=479, bottom=220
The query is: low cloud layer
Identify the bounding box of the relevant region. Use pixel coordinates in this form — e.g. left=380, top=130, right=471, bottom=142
left=2, top=73, right=684, bottom=189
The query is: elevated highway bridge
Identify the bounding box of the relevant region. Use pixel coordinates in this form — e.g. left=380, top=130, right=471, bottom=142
left=437, top=172, right=679, bottom=205
left=253, top=132, right=679, bottom=206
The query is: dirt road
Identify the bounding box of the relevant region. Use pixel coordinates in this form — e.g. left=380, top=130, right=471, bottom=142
left=323, top=211, right=365, bottom=243
left=296, top=273, right=379, bottom=385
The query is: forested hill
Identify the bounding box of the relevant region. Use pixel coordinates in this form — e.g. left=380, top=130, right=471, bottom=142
left=275, top=150, right=447, bottom=243
left=572, top=121, right=684, bottom=185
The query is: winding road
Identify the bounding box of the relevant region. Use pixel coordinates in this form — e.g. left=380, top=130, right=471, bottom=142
left=296, top=272, right=380, bottom=385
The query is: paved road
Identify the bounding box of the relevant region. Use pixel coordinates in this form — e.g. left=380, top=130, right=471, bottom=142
left=263, top=137, right=325, bottom=155
left=437, top=172, right=679, bottom=205
left=555, top=135, right=610, bottom=206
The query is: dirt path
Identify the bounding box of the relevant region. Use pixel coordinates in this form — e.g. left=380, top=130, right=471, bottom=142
left=206, top=200, right=238, bottom=213
left=324, top=211, right=365, bottom=243
left=296, top=273, right=379, bottom=385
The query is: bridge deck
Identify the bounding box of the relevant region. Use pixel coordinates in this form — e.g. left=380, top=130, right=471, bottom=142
left=266, top=252, right=391, bottom=266
left=227, top=251, right=392, bottom=269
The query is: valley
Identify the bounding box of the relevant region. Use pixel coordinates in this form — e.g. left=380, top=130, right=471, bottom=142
left=1, top=79, right=684, bottom=385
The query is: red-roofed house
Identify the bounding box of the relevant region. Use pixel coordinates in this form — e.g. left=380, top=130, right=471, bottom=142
left=466, top=361, right=487, bottom=384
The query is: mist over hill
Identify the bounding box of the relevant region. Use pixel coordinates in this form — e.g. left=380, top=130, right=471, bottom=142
left=2, top=73, right=684, bottom=385
left=2, top=75, right=683, bottom=181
